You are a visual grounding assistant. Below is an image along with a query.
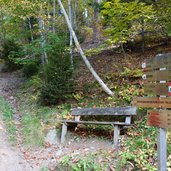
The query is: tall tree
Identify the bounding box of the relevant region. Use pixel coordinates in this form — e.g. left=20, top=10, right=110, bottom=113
left=101, top=0, right=155, bottom=54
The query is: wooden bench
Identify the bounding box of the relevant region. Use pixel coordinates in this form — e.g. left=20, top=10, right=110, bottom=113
left=61, top=106, right=137, bottom=148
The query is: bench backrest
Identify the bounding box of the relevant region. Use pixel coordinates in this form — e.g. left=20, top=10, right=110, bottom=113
left=71, top=106, right=137, bottom=116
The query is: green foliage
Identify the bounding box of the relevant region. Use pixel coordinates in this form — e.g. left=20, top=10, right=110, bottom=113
left=22, top=60, right=39, bottom=77
left=121, top=67, right=143, bottom=78
left=0, top=39, right=22, bottom=71
left=0, top=96, right=16, bottom=143
left=40, top=35, right=74, bottom=105
left=153, top=0, right=171, bottom=36
left=57, top=153, right=106, bottom=171
left=101, top=0, right=155, bottom=45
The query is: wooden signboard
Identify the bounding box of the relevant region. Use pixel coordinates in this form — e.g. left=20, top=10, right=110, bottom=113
left=140, top=53, right=171, bottom=171
left=144, top=83, right=168, bottom=96
left=145, top=53, right=171, bottom=70
left=143, top=70, right=171, bottom=82
left=132, top=97, right=171, bottom=108
left=147, top=110, right=171, bottom=128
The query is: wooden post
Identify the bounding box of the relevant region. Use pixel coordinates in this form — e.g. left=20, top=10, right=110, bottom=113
left=113, top=125, right=120, bottom=148
left=61, top=123, right=68, bottom=144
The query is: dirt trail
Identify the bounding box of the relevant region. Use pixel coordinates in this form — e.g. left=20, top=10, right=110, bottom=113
left=0, top=65, right=36, bottom=171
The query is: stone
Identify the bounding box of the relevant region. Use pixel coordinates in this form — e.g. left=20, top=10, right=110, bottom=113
left=45, top=129, right=57, bottom=145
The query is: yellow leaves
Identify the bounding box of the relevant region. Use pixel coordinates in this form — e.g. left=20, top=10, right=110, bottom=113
left=103, top=2, right=112, bottom=9
left=31, top=95, right=38, bottom=101
left=73, top=93, right=83, bottom=101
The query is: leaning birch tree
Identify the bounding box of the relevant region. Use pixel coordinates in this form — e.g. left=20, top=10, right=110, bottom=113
left=57, top=0, right=114, bottom=96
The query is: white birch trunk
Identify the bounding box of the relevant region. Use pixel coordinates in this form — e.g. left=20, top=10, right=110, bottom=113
left=57, top=0, right=114, bottom=96
left=28, top=17, right=34, bottom=42
left=68, top=0, right=73, bottom=68
left=38, top=17, right=48, bottom=65
left=28, top=17, right=36, bottom=59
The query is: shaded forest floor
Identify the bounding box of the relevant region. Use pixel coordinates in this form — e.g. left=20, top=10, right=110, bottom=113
left=1, top=41, right=171, bottom=170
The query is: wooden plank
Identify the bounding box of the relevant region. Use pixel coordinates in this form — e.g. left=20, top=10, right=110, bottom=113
left=132, top=97, right=171, bottom=108
left=71, top=106, right=137, bottom=116
left=143, top=53, right=171, bottom=70
left=144, top=83, right=168, bottom=96
left=147, top=110, right=171, bottom=128
left=114, top=125, right=120, bottom=148
left=61, top=123, right=68, bottom=144
left=143, top=70, right=171, bottom=82
left=64, top=120, right=131, bottom=125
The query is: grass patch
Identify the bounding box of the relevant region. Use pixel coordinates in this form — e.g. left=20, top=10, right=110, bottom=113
left=16, top=77, right=71, bottom=146
left=0, top=96, right=16, bottom=143
left=21, top=113, right=45, bottom=146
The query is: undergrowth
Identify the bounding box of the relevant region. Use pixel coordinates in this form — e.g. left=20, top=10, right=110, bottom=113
left=118, top=118, right=157, bottom=171
left=56, top=150, right=117, bottom=171
left=0, top=96, right=16, bottom=143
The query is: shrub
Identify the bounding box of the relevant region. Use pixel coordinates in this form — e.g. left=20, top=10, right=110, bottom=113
left=22, top=60, right=39, bottom=77
left=40, top=35, right=74, bottom=105
left=0, top=39, right=22, bottom=71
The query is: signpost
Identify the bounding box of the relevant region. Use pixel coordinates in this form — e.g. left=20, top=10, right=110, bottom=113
left=147, top=110, right=171, bottom=128
left=132, top=97, right=171, bottom=108
left=143, top=70, right=171, bottom=82
left=133, top=53, right=171, bottom=171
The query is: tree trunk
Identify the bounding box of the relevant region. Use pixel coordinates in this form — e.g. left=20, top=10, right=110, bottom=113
left=57, top=0, right=114, bottom=96
left=120, top=42, right=126, bottom=58
left=38, top=17, right=48, bottom=65
left=68, top=0, right=73, bottom=68
left=28, top=17, right=35, bottom=59
left=141, top=18, right=145, bottom=54
left=28, top=17, right=34, bottom=42
left=53, top=0, right=56, bottom=34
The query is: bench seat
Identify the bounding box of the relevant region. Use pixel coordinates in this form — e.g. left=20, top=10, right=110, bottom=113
left=60, top=106, right=137, bottom=148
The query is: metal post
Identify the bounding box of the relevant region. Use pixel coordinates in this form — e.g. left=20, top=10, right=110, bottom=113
left=158, top=73, right=167, bottom=171
left=158, top=128, right=167, bottom=171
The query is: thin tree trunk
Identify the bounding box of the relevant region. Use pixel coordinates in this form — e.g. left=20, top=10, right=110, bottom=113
left=57, top=0, right=114, bottom=96
left=28, top=17, right=34, bottom=42
left=73, top=1, right=77, bottom=30
left=68, top=0, right=73, bottom=68
left=92, top=0, right=99, bottom=43
left=141, top=18, right=145, bottom=54
left=28, top=17, right=35, bottom=59
left=38, top=17, right=48, bottom=65
left=53, top=0, right=56, bottom=34
left=120, top=42, right=126, bottom=58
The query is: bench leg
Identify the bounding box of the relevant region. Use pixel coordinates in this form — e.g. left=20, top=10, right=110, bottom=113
left=61, top=123, right=68, bottom=144
left=114, top=125, right=120, bottom=148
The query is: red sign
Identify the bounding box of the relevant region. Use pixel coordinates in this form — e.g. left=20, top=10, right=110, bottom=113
left=168, top=82, right=171, bottom=96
